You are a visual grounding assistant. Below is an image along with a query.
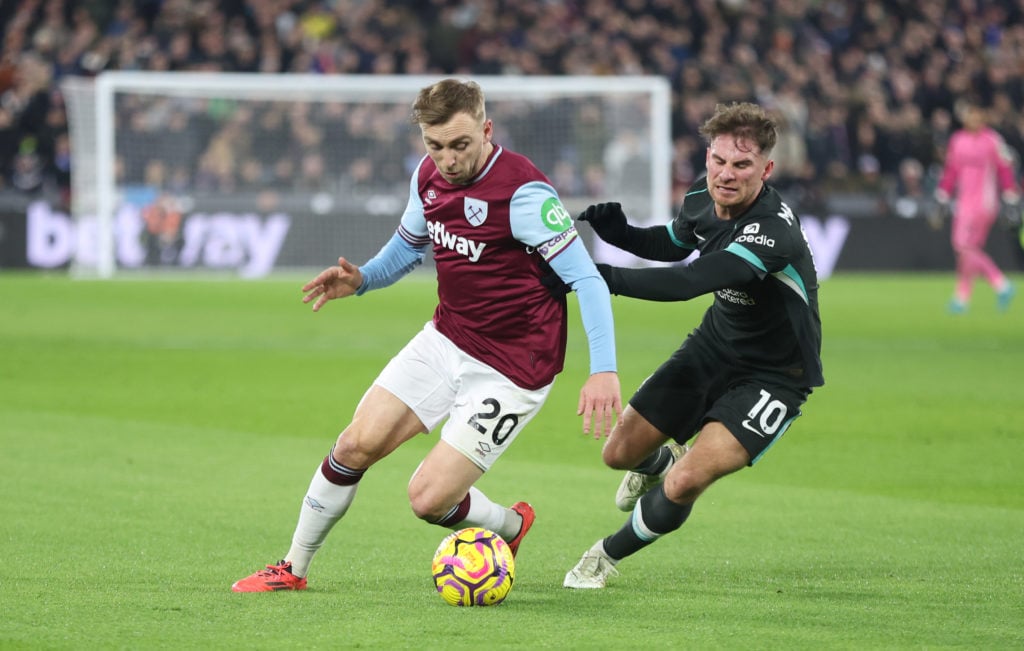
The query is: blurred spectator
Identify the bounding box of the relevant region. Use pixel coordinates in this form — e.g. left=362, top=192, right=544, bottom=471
left=886, top=157, right=935, bottom=221
left=0, top=0, right=1023, bottom=218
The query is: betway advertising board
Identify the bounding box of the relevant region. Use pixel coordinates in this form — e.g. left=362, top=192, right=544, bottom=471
left=2, top=199, right=1022, bottom=277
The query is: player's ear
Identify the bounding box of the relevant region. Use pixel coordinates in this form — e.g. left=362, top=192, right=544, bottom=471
left=761, top=159, right=774, bottom=181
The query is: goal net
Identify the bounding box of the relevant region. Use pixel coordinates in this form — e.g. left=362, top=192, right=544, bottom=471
left=61, top=73, right=671, bottom=278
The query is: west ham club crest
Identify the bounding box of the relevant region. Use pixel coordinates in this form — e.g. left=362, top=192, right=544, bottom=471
left=464, top=197, right=488, bottom=226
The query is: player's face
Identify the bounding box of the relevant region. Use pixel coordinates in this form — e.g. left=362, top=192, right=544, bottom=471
left=421, top=112, right=494, bottom=185
left=961, top=105, right=985, bottom=131
left=705, top=135, right=774, bottom=219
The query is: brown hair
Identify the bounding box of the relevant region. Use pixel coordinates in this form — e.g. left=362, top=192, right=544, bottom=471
left=411, top=79, right=486, bottom=126
left=699, top=102, right=778, bottom=155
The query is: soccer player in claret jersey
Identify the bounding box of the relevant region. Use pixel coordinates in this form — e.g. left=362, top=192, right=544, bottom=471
left=232, top=79, right=621, bottom=592
left=563, top=102, right=824, bottom=589
left=934, top=99, right=1020, bottom=314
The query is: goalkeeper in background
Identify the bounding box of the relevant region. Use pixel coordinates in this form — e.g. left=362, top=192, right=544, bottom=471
left=563, top=102, right=823, bottom=589
left=934, top=99, right=1020, bottom=314
left=232, top=79, right=621, bottom=592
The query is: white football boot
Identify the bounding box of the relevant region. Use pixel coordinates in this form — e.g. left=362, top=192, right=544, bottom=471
left=614, top=442, right=688, bottom=511
left=563, top=541, right=620, bottom=589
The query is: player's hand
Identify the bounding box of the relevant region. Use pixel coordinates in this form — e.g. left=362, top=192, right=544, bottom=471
left=302, top=257, right=363, bottom=312
left=577, top=202, right=629, bottom=246
left=927, top=197, right=951, bottom=230
left=577, top=371, right=621, bottom=439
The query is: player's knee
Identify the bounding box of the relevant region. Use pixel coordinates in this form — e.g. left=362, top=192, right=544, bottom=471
left=638, top=486, right=693, bottom=533
left=408, top=490, right=447, bottom=522
left=406, top=484, right=431, bottom=520
left=407, top=478, right=452, bottom=522
left=600, top=443, right=634, bottom=471
left=409, top=498, right=438, bottom=522
left=663, top=467, right=710, bottom=504
left=331, top=430, right=375, bottom=469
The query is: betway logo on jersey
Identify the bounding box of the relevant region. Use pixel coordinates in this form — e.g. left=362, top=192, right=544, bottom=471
left=735, top=222, right=775, bottom=248
left=426, top=220, right=486, bottom=262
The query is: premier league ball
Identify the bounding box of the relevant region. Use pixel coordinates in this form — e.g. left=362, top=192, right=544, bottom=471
left=431, top=527, right=515, bottom=606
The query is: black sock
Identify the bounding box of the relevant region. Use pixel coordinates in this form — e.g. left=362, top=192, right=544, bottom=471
left=632, top=445, right=673, bottom=475
left=603, top=486, right=693, bottom=560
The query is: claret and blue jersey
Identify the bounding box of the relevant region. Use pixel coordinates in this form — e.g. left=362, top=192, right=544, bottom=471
left=357, top=144, right=616, bottom=390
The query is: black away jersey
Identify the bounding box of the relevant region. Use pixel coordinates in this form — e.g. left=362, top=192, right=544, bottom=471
left=670, top=177, right=823, bottom=387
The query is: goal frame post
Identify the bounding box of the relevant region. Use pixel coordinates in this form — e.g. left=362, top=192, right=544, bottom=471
left=82, top=72, right=672, bottom=278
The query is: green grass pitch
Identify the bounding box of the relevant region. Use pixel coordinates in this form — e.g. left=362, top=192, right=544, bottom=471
left=1, top=271, right=1022, bottom=649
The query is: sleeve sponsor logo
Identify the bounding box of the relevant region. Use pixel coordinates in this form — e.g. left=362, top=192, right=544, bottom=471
left=535, top=225, right=577, bottom=260
left=542, top=197, right=573, bottom=233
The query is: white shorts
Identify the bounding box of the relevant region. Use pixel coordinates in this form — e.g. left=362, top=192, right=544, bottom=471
left=373, top=322, right=553, bottom=471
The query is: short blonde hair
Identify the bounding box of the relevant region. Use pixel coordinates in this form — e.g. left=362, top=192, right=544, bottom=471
left=411, top=79, right=486, bottom=127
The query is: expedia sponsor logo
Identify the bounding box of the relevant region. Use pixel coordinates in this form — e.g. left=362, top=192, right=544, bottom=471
left=735, top=232, right=775, bottom=247
left=426, top=220, right=486, bottom=262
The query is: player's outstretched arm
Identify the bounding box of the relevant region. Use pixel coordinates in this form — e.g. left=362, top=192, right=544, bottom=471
left=577, top=371, right=621, bottom=440
left=302, top=257, right=364, bottom=312
left=541, top=237, right=621, bottom=436
left=578, top=202, right=689, bottom=261
left=577, top=202, right=630, bottom=246
left=596, top=251, right=757, bottom=302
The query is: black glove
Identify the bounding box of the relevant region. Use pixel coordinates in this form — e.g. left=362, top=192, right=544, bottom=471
left=577, top=202, right=629, bottom=246
left=999, top=201, right=1022, bottom=228
left=539, top=264, right=571, bottom=299
left=595, top=263, right=622, bottom=295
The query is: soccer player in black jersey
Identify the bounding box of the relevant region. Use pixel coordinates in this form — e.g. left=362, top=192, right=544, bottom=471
left=565, top=102, right=823, bottom=588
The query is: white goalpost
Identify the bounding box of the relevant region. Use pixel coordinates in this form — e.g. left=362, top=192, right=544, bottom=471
left=61, top=72, right=671, bottom=278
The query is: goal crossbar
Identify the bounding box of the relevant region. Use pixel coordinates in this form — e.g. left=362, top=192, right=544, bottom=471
left=72, top=72, right=672, bottom=278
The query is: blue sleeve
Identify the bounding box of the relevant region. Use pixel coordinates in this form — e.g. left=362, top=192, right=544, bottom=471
left=547, top=238, right=617, bottom=374
left=506, top=179, right=615, bottom=374
left=356, top=161, right=429, bottom=295
left=355, top=232, right=426, bottom=295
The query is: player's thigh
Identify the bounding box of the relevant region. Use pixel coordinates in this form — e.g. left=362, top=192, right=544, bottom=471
left=372, top=323, right=464, bottom=430
left=952, top=212, right=995, bottom=250
left=601, top=405, right=670, bottom=469
left=335, top=385, right=430, bottom=468
left=340, top=323, right=458, bottom=466
left=408, top=439, right=485, bottom=515
left=667, top=421, right=750, bottom=500
left=705, top=380, right=810, bottom=466
left=440, top=355, right=552, bottom=473
left=627, top=337, right=719, bottom=445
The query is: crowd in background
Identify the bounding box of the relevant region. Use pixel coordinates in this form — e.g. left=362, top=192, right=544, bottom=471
left=2, top=0, right=1024, bottom=216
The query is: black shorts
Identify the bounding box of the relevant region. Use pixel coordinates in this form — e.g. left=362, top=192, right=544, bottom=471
left=629, top=335, right=812, bottom=465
